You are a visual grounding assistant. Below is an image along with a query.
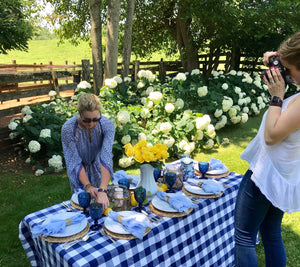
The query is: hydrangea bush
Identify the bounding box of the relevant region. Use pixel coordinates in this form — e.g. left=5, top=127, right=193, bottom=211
left=8, top=71, right=299, bottom=175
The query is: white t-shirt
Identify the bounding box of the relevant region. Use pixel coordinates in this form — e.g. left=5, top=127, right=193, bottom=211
left=241, top=92, right=300, bottom=213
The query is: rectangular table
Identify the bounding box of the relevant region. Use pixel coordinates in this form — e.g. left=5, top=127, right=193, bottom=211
left=19, top=172, right=242, bottom=267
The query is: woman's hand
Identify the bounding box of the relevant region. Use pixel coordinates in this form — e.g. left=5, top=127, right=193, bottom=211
left=96, top=191, right=110, bottom=210
left=263, top=67, right=286, bottom=100
left=86, top=186, right=98, bottom=199
left=263, top=51, right=278, bottom=66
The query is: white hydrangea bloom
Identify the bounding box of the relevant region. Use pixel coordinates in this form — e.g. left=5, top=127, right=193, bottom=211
left=40, top=129, right=51, bottom=138
left=160, top=122, right=172, bottom=134
left=35, top=169, right=44, bottom=176
left=206, top=124, right=216, bottom=138
left=152, top=129, right=159, bottom=136
left=245, top=97, right=251, bottom=104
left=105, top=78, right=118, bottom=89
left=113, top=76, right=123, bottom=84
left=164, top=137, right=175, bottom=148
left=222, top=83, right=229, bottom=90
left=146, top=86, right=154, bottom=95
left=212, top=71, right=219, bottom=77
left=119, top=157, right=133, bottom=168
left=121, top=135, right=131, bottom=145
left=238, top=98, right=246, bottom=106
left=241, top=113, right=249, bottom=124
left=253, top=80, right=261, bottom=88
left=48, top=155, right=64, bottom=172
left=195, top=130, right=204, bottom=140
left=243, top=107, right=249, bottom=113
left=28, top=140, right=41, bottom=153
left=77, top=81, right=92, bottom=89
left=234, top=86, right=242, bottom=94
left=175, top=98, right=184, bottom=109
left=141, top=97, right=147, bottom=105
left=9, top=132, right=18, bottom=139
left=222, top=97, right=233, bottom=112
left=23, top=114, right=33, bottom=123
left=165, top=103, right=175, bottom=113
left=138, top=133, right=147, bottom=141
left=229, top=70, right=237, bottom=75
left=263, top=84, right=268, bottom=91
left=25, top=157, right=31, bottom=164
left=214, top=109, right=223, bottom=118
left=117, top=110, right=130, bottom=125
left=175, top=72, right=187, bottom=82
left=191, top=69, right=200, bottom=75
left=48, top=90, right=57, bottom=97
left=231, top=115, right=242, bottom=124
left=8, top=121, right=18, bottom=130
left=195, top=115, right=211, bottom=130
left=124, top=77, right=131, bottom=82
left=178, top=140, right=188, bottom=150
left=205, top=139, right=214, bottom=149
left=149, top=91, right=163, bottom=103
left=21, top=106, right=33, bottom=116
left=185, top=122, right=194, bottom=132
left=215, top=115, right=227, bottom=130
left=228, top=108, right=238, bottom=118
left=146, top=101, right=154, bottom=109
left=183, top=142, right=195, bottom=154
left=137, top=70, right=147, bottom=78
left=197, top=86, right=208, bottom=97
left=141, top=108, right=150, bottom=118
left=137, top=81, right=145, bottom=88
left=237, top=71, right=243, bottom=76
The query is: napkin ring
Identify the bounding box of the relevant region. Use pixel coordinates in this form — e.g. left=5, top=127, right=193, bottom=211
left=65, top=218, right=72, bottom=226
left=117, top=215, right=124, bottom=223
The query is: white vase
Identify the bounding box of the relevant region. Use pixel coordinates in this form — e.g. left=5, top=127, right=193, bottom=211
left=136, top=163, right=158, bottom=197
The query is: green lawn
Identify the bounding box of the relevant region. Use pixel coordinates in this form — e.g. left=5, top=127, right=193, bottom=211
left=0, top=110, right=299, bottom=266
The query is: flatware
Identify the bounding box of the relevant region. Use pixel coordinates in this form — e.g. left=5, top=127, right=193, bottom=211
left=100, top=228, right=117, bottom=244
left=63, top=231, right=97, bottom=249
left=141, top=210, right=163, bottom=222
left=61, top=202, right=74, bottom=212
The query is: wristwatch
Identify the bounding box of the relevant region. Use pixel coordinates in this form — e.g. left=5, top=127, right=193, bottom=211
left=270, top=96, right=283, bottom=107
left=98, top=188, right=108, bottom=193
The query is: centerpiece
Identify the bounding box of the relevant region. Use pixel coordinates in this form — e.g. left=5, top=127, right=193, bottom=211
left=123, top=140, right=169, bottom=197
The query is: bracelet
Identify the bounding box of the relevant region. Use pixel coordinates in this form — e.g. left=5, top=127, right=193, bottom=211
left=84, top=183, right=92, bottom=192
left=98, top=188, right=108, bottom=193
left=269, top=96, right=283, bottom=107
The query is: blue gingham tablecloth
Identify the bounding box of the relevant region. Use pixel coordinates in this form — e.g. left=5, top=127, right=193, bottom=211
left=19, top=172, right=242, bottom=267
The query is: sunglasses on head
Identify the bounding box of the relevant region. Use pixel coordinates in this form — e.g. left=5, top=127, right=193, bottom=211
left=81, top=115, right=101, bottom=123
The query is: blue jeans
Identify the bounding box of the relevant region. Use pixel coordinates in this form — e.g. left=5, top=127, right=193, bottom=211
left=234, top=170, right=286, bottom=267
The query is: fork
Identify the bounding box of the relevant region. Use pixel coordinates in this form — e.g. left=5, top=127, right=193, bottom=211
left=100, top=228, right=117, bottom=244
left=61, top=202, right=74, bottom=212
left=142, top=210, right=163, bottom=222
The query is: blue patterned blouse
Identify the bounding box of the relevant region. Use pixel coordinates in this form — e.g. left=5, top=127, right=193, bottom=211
left=61, top=115, right=115, bottom=193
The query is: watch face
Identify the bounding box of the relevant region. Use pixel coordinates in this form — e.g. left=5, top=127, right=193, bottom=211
left=271, top=96, right=282, bottom=103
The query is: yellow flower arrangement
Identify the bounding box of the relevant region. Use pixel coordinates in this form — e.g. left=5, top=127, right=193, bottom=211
left=124, top=140, right=169, bottom=164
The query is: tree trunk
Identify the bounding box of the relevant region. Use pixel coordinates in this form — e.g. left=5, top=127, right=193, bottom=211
left=89, top=0, right=103, bottom=94
left=121, top=0, right=135, bottom=79
left=175, top=2, right=199, bottom=73
left=104, top=0, right=121, bottom=79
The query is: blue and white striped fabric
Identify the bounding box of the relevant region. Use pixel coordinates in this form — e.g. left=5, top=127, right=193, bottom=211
left=19, top=172, right=242, bottom=267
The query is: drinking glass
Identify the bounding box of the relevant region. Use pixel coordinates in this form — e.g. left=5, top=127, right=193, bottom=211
left=134, top=186, right=146, bottom=212
left=165, top=172, right=177, bottom=193
left=118, top=178, right=130, bottom=190
left=153, top=168, right=162, bottom=182
left=89, top=202, right=103, bottom=230
left=78, top=191, right=91, bottom=215
left=198, top=161, right=209, bottom=179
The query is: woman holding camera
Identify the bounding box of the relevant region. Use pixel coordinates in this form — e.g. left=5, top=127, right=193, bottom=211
left=234, top=32, right=300, bottom=266
left=61, top=93, right=115, bottom=209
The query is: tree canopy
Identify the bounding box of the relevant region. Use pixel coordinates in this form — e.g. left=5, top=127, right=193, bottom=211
left=0, top=0, right=35, bottom=54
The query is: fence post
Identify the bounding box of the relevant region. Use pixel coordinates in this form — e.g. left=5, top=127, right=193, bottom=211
left=65, top=61, right=68, bottom=84
left=82, top=59, right=90, bottom=82
left=51, top=71, right=60, bottom=95
left=134, top=60, right=140, bottom=81
left=159, top=58, right=166, bottom=79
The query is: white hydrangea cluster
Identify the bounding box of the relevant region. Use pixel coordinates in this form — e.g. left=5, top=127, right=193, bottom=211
left=195, top=115, right=211, bottom=131
left=121, top=135, right=131, bottom=145
left=149, top=91, right=163, bottom=103
left=145, top=86, right=154, bottom=95
left=77, top=81, right=92, bottom=89
left=137, top=70, right=156, bottom=82
left=117, top=110, right=130, bottom=125
left=191, top=69, right=200, bottom=75
left=151, top=129, right=158, bottom=136
left=137, top=81, right=145, bottom=88
left=242, top=73, right=253, bottom=84
left=28, top=140, right=41, bottom=153
left=48, top=155, right=63, bottom=172
left=178, top=140, right=195, bottom=154
left=206, top=124, right=216, bottom=138
left=174, top=98, right=184, bottom=109
left=197, top=86, right=208, bottom=97
left=165, top=103, right=175, bottom=113
left=35, top=169, right=44, bottom=176
left=241, top=113, right=249, bottom=124
left=140, top=108, right=150, bottom=118
left=214, top=109, right=223, bottom=118
left=222, top=83, right=229, bottom=90
left=21, top=106, right=33, bottom=116
left=229, top=70, right=237, bottom=75
left=124, top=77, right=131, bottom=82
left=138, top=133, right=147, bottom=141
left=40, top=129, right=51, bottom=138
left=146, top=100, right=154, bottom=109
left=222, top=97, right=233, bottom=112
left=231, top=115, right=242, bottom=124
left=23, top=114, right=33, bottom=123
left=174, top=72, right=187, bottom=82
left=48, top=90, right=57, bottom=97
left=9, top=132, right=18, bottom=139
left=8, top=121, right=18, bottom=130
left=119, top=156, right=133, bottom=168
left=113, top=76, right=123, bottom=84
left=204, top=139, right=214, bottom=149
left=163, top=136, right=175, bottom=148
left=160, top=122, right=172, bottom=134
left=105, top=78, right=118, bottom=89
left=215, top=115, right=227, bottom=130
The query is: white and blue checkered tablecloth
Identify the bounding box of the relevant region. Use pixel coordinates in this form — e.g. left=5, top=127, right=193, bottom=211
left=19, top=172, right=242, bottom=267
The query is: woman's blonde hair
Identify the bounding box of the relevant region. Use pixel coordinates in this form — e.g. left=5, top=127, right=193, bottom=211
left=279, top=32, right=300, bottom=70
left=77, top=93, right=101, bottom=115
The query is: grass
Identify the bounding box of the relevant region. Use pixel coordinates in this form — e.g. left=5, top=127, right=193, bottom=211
left=0, top=39, right=180, bottom=65
left=0, top=111, right=299, bottom=267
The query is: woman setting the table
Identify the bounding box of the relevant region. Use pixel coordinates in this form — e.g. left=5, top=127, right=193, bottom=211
left=234, top=32, right=300, bottom=266
left=61, top=93, right=115, bottom=209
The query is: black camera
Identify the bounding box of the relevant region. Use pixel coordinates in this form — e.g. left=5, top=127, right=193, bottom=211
left=261, top=56, right=289, bottom=85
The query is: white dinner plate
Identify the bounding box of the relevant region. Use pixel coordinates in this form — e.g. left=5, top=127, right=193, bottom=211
left=151, top=192, right=188, bottom=213
left=71, top=193, right=79, bottom=204
left=40, top=211, right=88, bottom=237
left=104, top=210, right=149, bottom=235
left=206, top=166, right=229, bottom=175
left=184, top=179, right=224, bottom=195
